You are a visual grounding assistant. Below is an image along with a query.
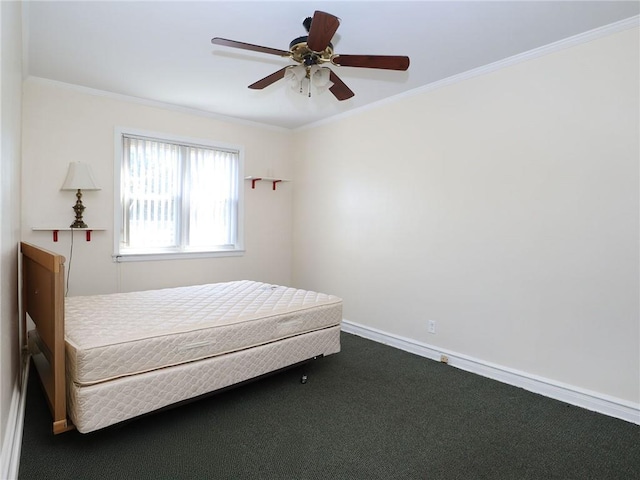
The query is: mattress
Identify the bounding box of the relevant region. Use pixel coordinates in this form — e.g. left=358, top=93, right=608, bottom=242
left=65, top=280, right=342, bottom=385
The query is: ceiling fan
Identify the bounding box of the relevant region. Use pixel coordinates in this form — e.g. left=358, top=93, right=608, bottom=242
left=211, top=10, right=410, bottom=101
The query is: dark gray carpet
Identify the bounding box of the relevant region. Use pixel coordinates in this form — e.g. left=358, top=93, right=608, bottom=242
left=19, top=332, right=640, bottom=479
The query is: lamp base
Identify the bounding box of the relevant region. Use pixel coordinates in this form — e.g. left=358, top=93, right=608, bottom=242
left=70, top=189, right=88, bottom=229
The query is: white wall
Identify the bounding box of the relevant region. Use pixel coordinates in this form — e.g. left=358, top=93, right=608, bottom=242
left=0, top=0, right=23, bottom=474
left=21, top=79, right=294, bottom=295
left=18, top=18, right=639, bottom=418
left=292, top=28, right=639, bottom=405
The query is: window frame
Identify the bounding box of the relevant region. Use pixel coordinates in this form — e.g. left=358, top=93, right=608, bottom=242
left=113, top=127, right=245, bottom=262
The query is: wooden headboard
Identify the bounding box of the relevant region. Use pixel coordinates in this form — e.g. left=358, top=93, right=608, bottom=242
left=21, top=242, right=73, bottom=433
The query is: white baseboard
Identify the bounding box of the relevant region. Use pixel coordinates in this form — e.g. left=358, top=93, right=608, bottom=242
left=341, top=320, right=640, bottom=425
left=0, top=358, right=30, bottom=480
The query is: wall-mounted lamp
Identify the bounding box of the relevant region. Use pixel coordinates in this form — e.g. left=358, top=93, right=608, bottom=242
left=61, top=162, right=101, bottom=228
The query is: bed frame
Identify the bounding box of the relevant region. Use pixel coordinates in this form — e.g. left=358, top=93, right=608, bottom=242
left=21, top=242, right=340, bottom=434
left=21, top=242, right=73, bottom=433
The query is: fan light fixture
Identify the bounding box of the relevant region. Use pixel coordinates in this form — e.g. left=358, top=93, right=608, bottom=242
left=61, top=162, right=101, bottom=228
left=286, top=65, right=334, bottom=97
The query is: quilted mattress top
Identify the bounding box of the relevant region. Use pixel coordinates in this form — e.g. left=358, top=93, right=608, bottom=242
left=65, top=280, right=342, bottom=384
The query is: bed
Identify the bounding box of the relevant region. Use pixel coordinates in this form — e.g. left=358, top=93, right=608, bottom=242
left=20, top=242, right=342, bottom=434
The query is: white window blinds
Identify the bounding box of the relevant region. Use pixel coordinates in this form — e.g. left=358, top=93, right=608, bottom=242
left=119, top=134, right=241, bottom=258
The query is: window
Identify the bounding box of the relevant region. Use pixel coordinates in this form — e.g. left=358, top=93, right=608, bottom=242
left=114, top=130, right=243, bottom=261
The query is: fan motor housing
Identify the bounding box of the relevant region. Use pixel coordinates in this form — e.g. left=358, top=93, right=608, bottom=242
left=289, top=36, right=333, bottom=65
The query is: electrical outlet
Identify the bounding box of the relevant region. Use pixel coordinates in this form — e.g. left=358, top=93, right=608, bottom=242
left=428, top=320, right=436, bottom=334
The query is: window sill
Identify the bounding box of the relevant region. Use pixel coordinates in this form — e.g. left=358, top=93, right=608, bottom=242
left=113, top=249, right=245, bottom=262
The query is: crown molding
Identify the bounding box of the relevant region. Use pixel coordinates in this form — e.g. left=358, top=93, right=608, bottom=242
left=22, top=15, right=639, bottom=134
left=24, top=76, right=291, bottom=134
left=297, top=15, right=640, bottom=132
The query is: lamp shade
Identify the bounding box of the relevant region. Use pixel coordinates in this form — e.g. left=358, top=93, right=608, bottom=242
left=61, top=162, right=101, bottom=191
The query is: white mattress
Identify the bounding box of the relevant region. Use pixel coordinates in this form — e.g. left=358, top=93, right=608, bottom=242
left=65, top=280, right=342, bottom=385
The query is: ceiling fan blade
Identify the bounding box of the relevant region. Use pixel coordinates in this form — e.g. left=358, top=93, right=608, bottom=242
left=333, top=55, right=410, bottom=71
left=248, top=67, right=289, bottom=90
left=211, top=37, right=291, bottom=57
left=306, top=11, right=340, bottom=52
left=328, top=71, right=354, bottom=101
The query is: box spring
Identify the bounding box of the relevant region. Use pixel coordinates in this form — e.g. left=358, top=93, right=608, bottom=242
left=68, top=325, right=341, bottom=433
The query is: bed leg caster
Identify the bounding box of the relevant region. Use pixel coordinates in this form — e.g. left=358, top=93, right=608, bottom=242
left=300, top=374, right=308, bottom=384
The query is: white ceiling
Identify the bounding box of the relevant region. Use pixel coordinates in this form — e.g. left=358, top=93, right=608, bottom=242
left=24, top=1, right=639, bottom=130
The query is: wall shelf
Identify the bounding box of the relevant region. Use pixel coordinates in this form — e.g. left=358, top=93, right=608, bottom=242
left=32, top=227, right=106, bottom=242
left=245, top=176, right=290, bottom=191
